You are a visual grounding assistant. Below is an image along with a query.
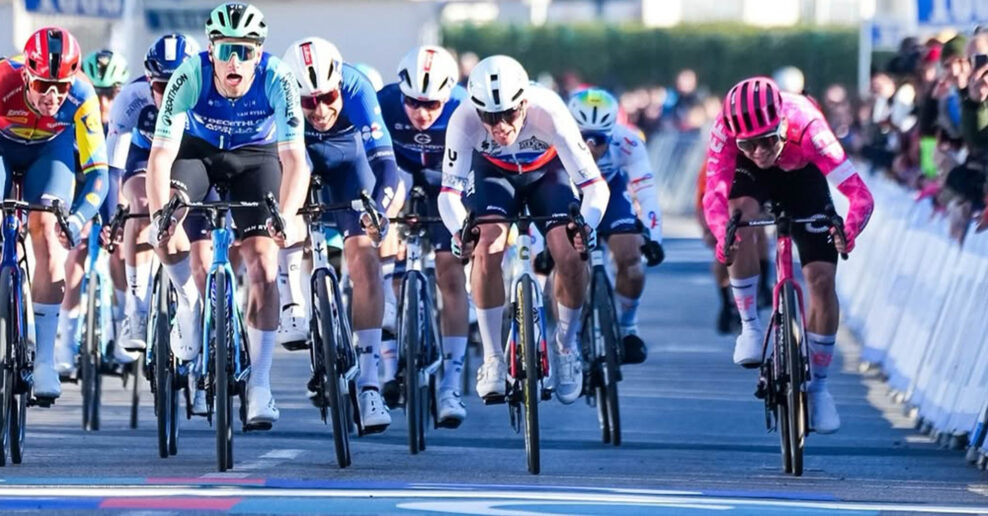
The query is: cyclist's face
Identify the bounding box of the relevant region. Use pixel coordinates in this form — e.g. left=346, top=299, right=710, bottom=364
left=209, top=38, right=261, bottom=98
left=23, top=70, right=70, bottom=117
left=97, top=92, right=117, bottom=126
left=301, top=89, right=343, bottom=132
left=738, top=121, right=786, bottom=169
left=483, top=101, right=527, bottom=146
left=402, top=96, right=444, bottom=131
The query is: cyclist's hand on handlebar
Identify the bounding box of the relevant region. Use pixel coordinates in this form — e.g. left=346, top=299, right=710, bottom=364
left=716, top=237, right=740, bottom=266
left=642, top=239, right=664, bottom=267
left=149, top=211, right=176, bottom=249
left=451, top=227, right=477, bottom=260
left=568, top=222, right=596, bottom=254
left=360, top=210, right=389, bottom=244
left=830, top=226, right=852, bottom=254
left=57, top=213, right=85, bottom=250
left=268, top=214, right=304, bottom=248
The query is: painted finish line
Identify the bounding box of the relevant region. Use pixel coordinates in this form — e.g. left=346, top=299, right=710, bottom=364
left=0, top=482, right=985, bottom=514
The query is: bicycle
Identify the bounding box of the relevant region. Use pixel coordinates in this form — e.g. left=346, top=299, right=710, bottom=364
left=157, top=191, right=283, bottom=472
left=0, top=196, right=73, bottom=465
left=725, top=203, right=847, bottom=477
left=460, top=206, right=585, bottom=475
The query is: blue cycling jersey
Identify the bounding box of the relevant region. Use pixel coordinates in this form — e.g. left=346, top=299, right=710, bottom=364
left=377, top=82, right=465, bottom=176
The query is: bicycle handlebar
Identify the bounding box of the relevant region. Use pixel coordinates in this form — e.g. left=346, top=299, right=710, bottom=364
left=104, top=204, right=152, bottom=254
left=723, top=204, right=849, bottom=263
left=458, top=202, right=587, bottom=264
left=3, top=199, right=76, bottom=248
left=156, top=194, right=281, bottom=243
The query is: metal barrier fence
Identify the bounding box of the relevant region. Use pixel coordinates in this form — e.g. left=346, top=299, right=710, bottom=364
left=836, top=173, right=988, bottom=467
left=647, top=129, right=708, bottom=216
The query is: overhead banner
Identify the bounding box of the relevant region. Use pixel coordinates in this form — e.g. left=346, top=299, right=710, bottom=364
left=23, top=0, right=125, bottom=18
left=916, top=0, right=988, bottom=26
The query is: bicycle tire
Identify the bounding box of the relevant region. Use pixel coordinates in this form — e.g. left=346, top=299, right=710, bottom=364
left=401, top=273, right=422, bottom=455
left=519, top=276, right=540, bottom=475
left=129, top=356, right=140, bottom=429
left=315, top=270, right=350, bottom=468
left=152, top=271, right=171, bottom=458
left=0, top=268, right=14, bottom=466
left=214, top=273, right=233, bottom=472
left=11, top=269, right=29, bottom=464
left=81, top=276, right=100, bottom=431
left=782, top=283, right=806, bottom=476
left=592, top=269, right=622, bottom=447
left=774, top=317, right=793, bottom=473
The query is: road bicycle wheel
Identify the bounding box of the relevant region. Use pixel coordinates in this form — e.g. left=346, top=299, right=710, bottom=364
left=400, top=273, right=422, bottom=455
left=781, top=283, right=806, bottom=476
left=518, top=276, right=540, bottom=475
left=151, top=271, right=172, bottom=458
left=591, top=270, right=622, bottom=446
left=0, top=268, right=14, bottom=466
left=11, top=269, right=29, bottom=464
left=213, top=273, right=234, bottom=472
left=314, top=270, right=350, bottom=468
left=81, top=276, right=101, bottom=431
left=773, top=319, right=792, bottom=473
left=129, top=354, right=141, bottom=429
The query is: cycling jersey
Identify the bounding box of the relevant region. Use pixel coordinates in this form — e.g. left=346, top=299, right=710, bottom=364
left=304, top=63, right=399, bottom=211
left=106, top=77, right=157, bottom=164
left=597, top=124, right=662, bottom=235
left=377, top=82, right=466, bottom=180
left=0, top=55, right=108, bottom=221
left=153, top=52, right=303, bottom=151
left=703, top=92, right=874, bottom=251
left=439, top=84, right=608, bottom=234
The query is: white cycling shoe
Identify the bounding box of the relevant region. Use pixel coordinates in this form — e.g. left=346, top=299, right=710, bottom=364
left=733, top=324, right=764, bottom=368
left=358, top=388, right=391, bottom=433
left=246, top=386, right=280, bottom=426
left=810, top=386, right=841, bottom=434
left=32, top=363, right=61, bottom=399
left=112, top=319, right=139, bottom=364
left=54, top=340, right=77, bottom=376
left=437, top=389, right=466, bottom=428
left=276, top=304, right=309, bottom=350
left=476, top=356, right=506, bottom=400
left=170, top=305, right=202, bottom=362
left=188, top=375, right=208, bottom=416
left=122, top=310, right=148, bottom=351
left=555, top=350, right=583, bottom=405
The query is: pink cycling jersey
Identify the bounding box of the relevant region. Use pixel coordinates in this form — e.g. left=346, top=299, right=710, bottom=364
left=702, top=92, right=874, bottom=255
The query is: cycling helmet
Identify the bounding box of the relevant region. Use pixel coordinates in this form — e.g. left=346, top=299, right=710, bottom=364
left=722, top=77, right=783, bottom=139
left=567, top=88, right=619, bottom=133
left=397, top=45, right=458, bottom=102
left=353, top=63, right=384, bottom=92
left=82, top=50, right=129, bottom=88
left=145, top=34, right=200, bottom=80
left=282, top=37, right=343, bottom=96
left=772, top=66, right=805, bottom=94
left=22, top=27, right=81, bottom=80
left=205, top=2, right=267, bottom=43
left=467, top=55, right=528, bottom=113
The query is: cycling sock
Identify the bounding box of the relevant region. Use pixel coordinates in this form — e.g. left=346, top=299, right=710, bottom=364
left=56, top=307, right=81, bottom=352
left=806, top=332, right=836, bottom=391
left=730, top=275, right=761, bottom=329
left=34, top=303, right=60, bottom=368
left=477, top=306, right=505, bottom=361
left=113, top=288, right=126, bottom=321
left=381, top=258, right=398, bottom=330
left=380, top=338, right=398, bottom=381
left=126, top=262, right=152, bottom=316
left=355, top=328, right=382, bottom=390
left=555, top=303, right=583, bottom=354
left=163, top=256, right=200, bottom=311
left=246, top=326, right=276, bottom=390
left=615, top=292, right=640, bottom=335
left=278, top=246, right=306, bottom=311
left=440, top=336, right=468, bottom=392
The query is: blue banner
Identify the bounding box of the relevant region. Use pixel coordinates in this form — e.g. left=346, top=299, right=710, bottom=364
left=917, top=0, right=988, bottom=25
left=23, top=0, right=125, bottom=18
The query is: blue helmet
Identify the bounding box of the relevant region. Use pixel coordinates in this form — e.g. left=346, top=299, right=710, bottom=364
left=144, top=33, right=200, bottom=80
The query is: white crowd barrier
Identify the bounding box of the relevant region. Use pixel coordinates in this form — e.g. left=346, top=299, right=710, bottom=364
left=647, top=129, right=707, bottom=216
left=837, top=173, right=988, bottom=460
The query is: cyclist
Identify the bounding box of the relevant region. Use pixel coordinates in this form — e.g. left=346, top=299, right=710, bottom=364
left=146, top=2, right=310, bottom=427
left=567, top=88, right=663, bottom=364
left=281, top=37, right=401, bottom=433
left=703, top=77, right=875, bottom=434
left=438, top=55, right=609, bottom=405
left=0, top=27, right=110, bottom=400
left=55, top=49, right=133, bottom=374
left=377, top=45, right=470, bottom=426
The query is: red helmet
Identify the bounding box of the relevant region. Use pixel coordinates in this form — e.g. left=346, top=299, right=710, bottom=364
left=722, top=77, right=783, bottom=139
left=22, top=27, right=81, bottom=80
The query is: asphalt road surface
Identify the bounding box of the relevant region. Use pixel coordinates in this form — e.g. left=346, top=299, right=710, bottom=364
left=1, top=238, right=986, bottom=514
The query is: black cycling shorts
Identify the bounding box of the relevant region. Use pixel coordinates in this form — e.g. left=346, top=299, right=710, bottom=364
left=728, top=156, right=837, bottom=265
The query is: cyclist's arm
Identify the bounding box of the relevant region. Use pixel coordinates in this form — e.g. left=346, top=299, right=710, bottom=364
left=345, top=71, right=400, bottom=213
left=438, top=106, right=474, bottom=235
left=546, top=97, right=608, bottom=228
left=147, top=58, right=200, bottom=214
left=701, top=118, right=737, bottom=244
left=105, top=83, right=138, bottom=174
left=266, top=59, right=309, bottom=221
left=804, top=119, right=874, bottom=249
left=71, top=92, right=110, bottom=224
left=619, top=130, right=663, bottom=242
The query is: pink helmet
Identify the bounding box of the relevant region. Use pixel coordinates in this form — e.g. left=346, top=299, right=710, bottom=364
left=722, top=77, right=783, bottom=139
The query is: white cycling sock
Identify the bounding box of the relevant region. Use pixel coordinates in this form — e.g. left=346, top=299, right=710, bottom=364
left=126, top=262, right=152, bottom=316
left=730, top=275, right=762, bottom=330
left=477, top=306, right=504, bottom=361
left=162, top=256, right=201, bottom=312
left=278, top=246, right=306, bottom=312
left=56, top=307, right=81, bottom=352
left=555, top=303, right=582, bottom=354
left=355, top=328, right=382, bottom=390
left=113, top=288, right=126, bottom=321
left=34, top=303, right=60, bottom=368
left=615, top=292, right=640, bottom=334
left=440, top=336, right=468, bottom=392
left=247, top=326, right=276, bottom=390
left=807, top=332, right=836, bottom=391
left=380, top=339, right=398, bottom=382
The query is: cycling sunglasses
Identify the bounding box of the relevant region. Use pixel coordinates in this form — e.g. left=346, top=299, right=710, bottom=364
left=477, top=105, right=523, bottom=126
left=26, top=73, right=72, bottom=96
left=403, top=96, right=442, bottom=111
left=212, top=42, right=259, bottom=62
left=149, top=79, right=169, bottom=96
left=582, top=131, right=611, bottom=147
left=300, top=89, right=341, bottom=110
left=736, top=126, right=784, bottom=153
left=95, top=85, right=121, bottom=98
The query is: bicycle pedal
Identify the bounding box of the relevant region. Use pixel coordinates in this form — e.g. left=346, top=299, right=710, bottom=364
left=244, top=421, right=273, bottom=432
left=741, top=362, right=761, bottom=370
left=30, top=396, right=55, bottom=408
left=482, top=394, right=506, bottom=405
left=362, top=423, right=389, bottom=435
left=280, top=340, right=310, bottom=352
left=436, top=417, right=463, bottom=429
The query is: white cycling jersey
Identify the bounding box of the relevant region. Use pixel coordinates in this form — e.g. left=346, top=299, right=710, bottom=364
left=598, top=124, right=663, bottom=240
left=438, top=84, right=608, bottom=235
left=105, top=78, right=157, bottom=170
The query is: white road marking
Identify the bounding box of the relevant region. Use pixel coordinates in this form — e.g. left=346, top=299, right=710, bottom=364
left=197, top=449, right=303, bottom=477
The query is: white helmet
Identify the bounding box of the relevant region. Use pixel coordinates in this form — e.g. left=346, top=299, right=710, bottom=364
left=282, top=37, right=343, bottom=96
left=397, top=45, right=458, bottom=102
left=467, top=55, right=529, bottom=113
left=567, top=88, right=619, bottom=133
left=772, top=66, right=805, bottom=94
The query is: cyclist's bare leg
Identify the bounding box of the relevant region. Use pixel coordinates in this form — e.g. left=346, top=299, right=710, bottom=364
left=436, top=251, right=469, bottom=391
left=239, top=235, right=280, bottom=396
left=608, top=233, right=645, bottom=334
left=30, top=211, right=70, bottom=391
left=546, top=224, right=587, bottom=353
left=55, top=234, right=86, bottom=367
left=122, top=176, right=155, bottom=337
left=726, top=196, right=763, bottom=328
left=346, top=235, right=385, bottom=390
left=190, top=239, right=212, bottom=294
left=802, top=261, right=838, bottom=389
left=472, top=220, right=508, bottom=361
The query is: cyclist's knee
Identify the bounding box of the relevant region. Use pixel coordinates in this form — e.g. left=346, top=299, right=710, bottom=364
left=436, top=257, right=466, bottom=296
left=804, top=263, right=836, bottom=298
left=240, top=238, right=279, bottom=285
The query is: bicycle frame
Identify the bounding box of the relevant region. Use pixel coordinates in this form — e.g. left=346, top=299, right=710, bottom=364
left=400, top=215, right=443, bottom=382
left=308, top=217, right=358, bottom=386
left=505, top=224, right=552, bottom=391
left=200, top=211, right=248, bottom=385
left=76, top=221, right=115, bottom=358
left=0, top=209, right=27, bottom=371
